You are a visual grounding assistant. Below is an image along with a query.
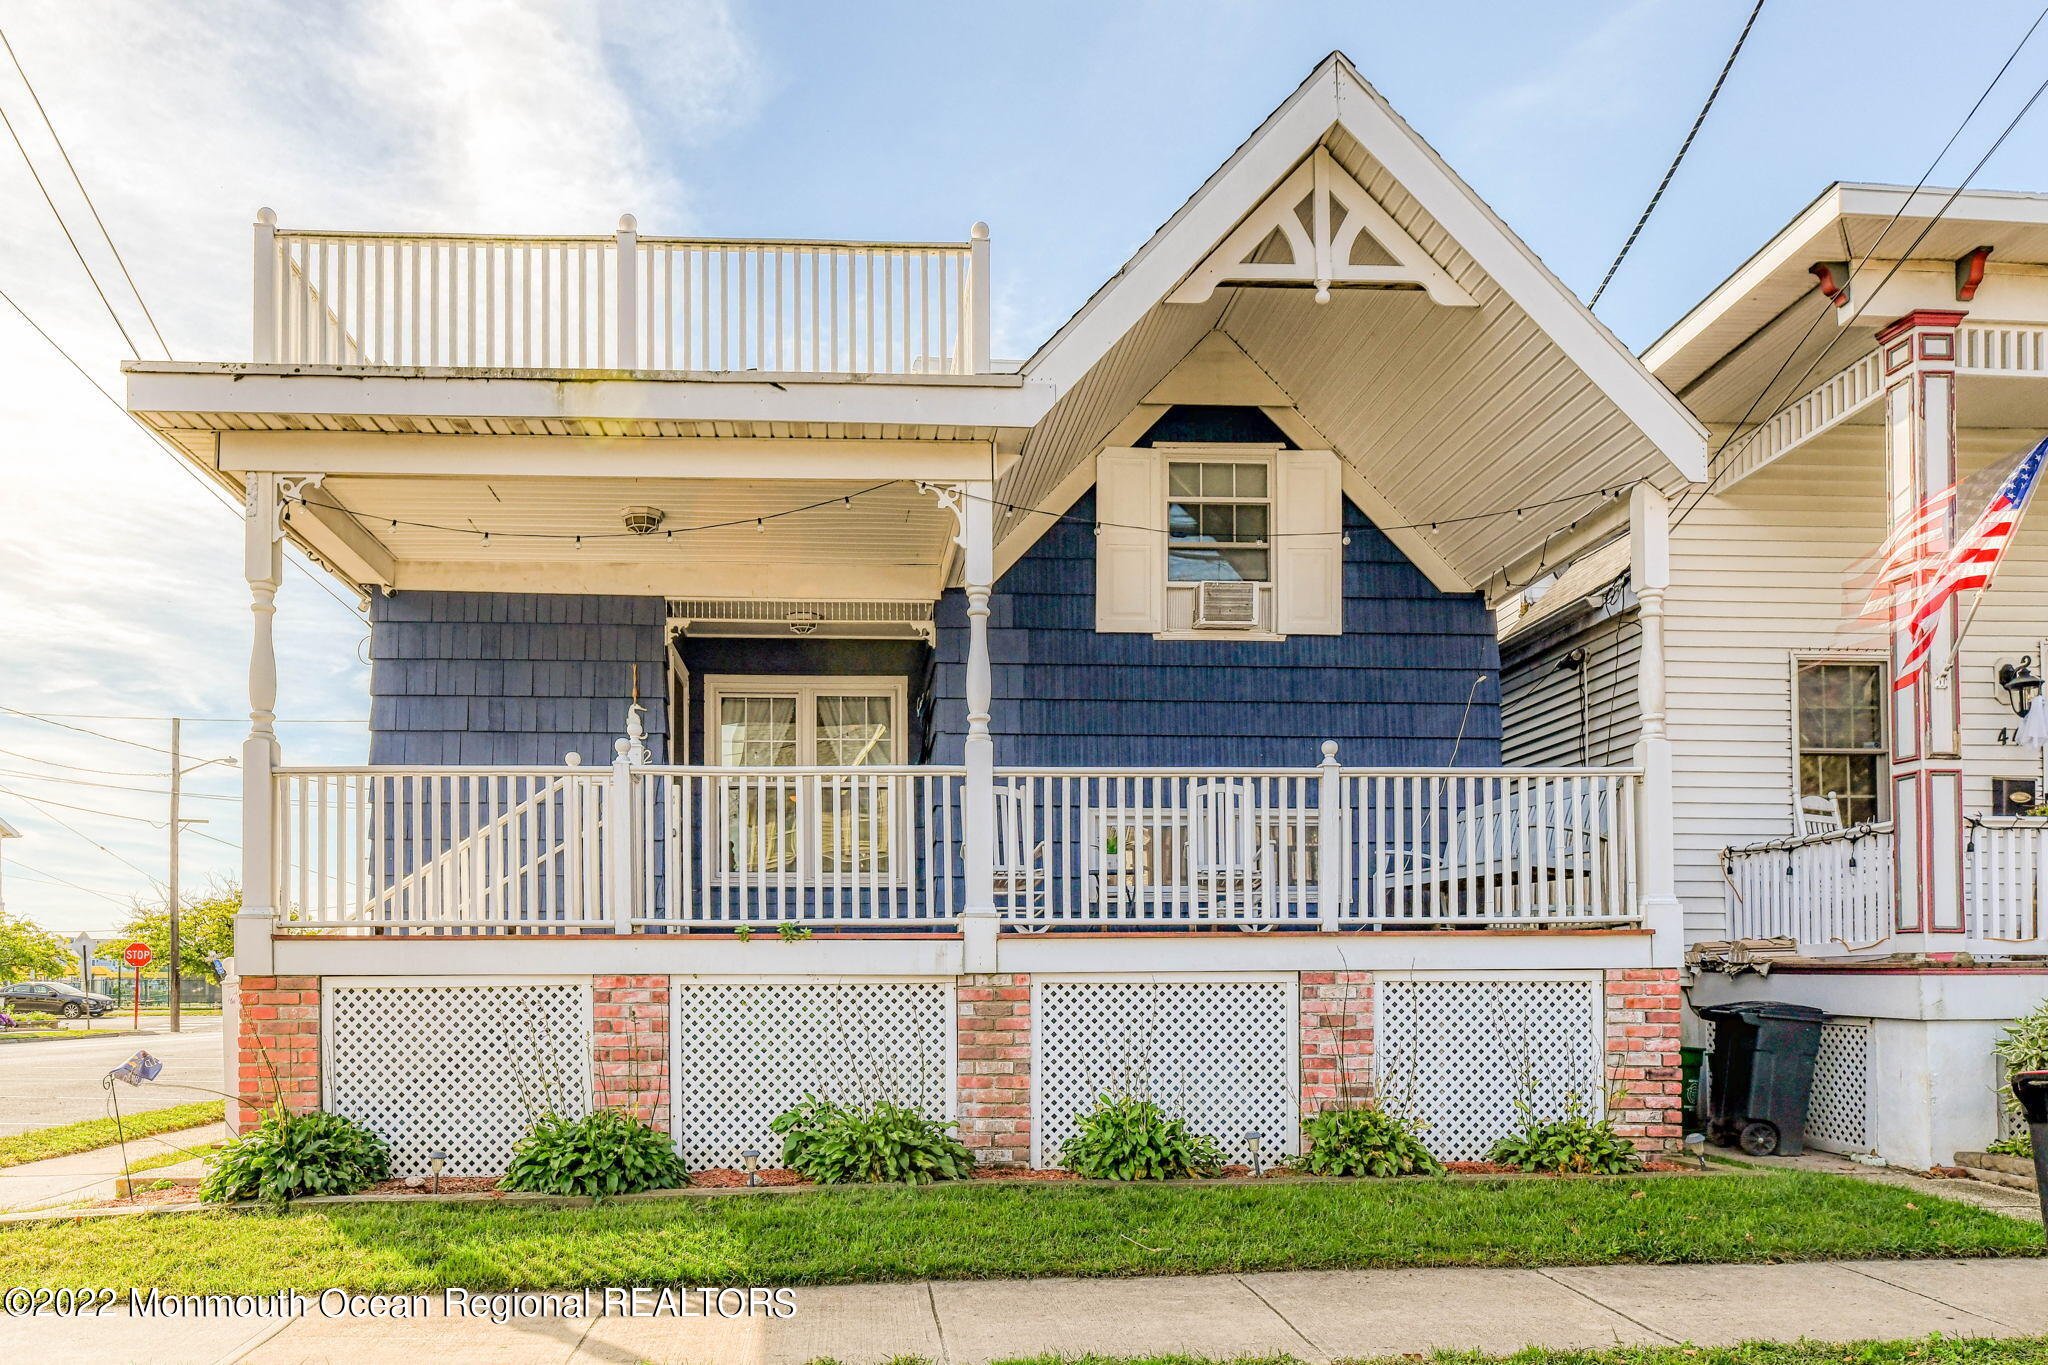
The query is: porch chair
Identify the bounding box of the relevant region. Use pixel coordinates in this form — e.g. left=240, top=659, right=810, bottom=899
left=1798, top=794, right=1844, bottom=836
left=1188, top=780, right=1274, bottom=925
left=991, top=784, right=1050, bottom=931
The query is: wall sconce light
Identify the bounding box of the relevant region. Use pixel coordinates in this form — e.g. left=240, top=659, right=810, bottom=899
left=427, top=1149, right=449, bottom=1195
left=1999, top=657, right=2045, bottom=716
left=1245, top=1131, right=1263, bottom=1178
left=741, top=1149, right=761, bottom=1187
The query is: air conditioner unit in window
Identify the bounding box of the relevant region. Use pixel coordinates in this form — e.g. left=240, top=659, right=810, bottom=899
left=1193, top=580, right=1260, bottom=629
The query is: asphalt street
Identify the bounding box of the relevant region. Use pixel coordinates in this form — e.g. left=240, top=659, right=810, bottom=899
left=0, top=1019, right=225, bottom=1134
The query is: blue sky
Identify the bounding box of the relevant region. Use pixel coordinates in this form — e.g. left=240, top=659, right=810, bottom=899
left=4, top=0, right=2048, bottom=931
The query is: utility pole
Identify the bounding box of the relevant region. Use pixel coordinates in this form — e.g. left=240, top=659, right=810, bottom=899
left=168, top=717, right=181, bottom=1034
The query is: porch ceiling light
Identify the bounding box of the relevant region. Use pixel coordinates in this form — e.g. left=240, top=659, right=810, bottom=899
left=786, top=611, right=823, bottom=636
left=622, top=506, right=667, bottom=535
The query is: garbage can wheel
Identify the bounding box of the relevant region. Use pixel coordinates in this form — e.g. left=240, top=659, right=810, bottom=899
left=1738, top=1120, right=1781, bottom=1157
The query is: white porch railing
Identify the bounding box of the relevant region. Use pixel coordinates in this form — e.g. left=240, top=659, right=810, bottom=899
left=252, top=211, right=991, bottom=375
left=634, top=767, right=964, bottom=926
left=1723, top=823, right=1894, bottom=952
left=272, top=760, right=1643, bottom=934
left=1723, top=817, right=2048, bottom=953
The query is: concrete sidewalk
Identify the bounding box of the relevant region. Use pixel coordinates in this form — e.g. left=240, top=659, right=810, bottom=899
left=0, top=1122, right=227, bottom=1211
left=8, top=1258, right=2048, bottom=1364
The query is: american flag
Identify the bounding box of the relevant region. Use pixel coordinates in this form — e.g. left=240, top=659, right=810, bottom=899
left=1894, top=436, right=2048, bottom=689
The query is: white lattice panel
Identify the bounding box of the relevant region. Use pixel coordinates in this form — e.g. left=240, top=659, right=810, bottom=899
left=1034, top=978, right=1297, bottom=1167
left=1805, top=1021, right=1870, bottom=1152
left=669, top=981, right=953, bottom=1169
left=325, top=981, right=592, bottom=1176
left=1375, top=977, right=1603, bottom=1160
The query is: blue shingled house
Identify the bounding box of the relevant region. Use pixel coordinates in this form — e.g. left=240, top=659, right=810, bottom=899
left=128, top=54, right=1708, bottom=1173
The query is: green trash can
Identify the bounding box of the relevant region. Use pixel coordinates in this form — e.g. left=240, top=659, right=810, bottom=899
left=1680, top=1045, right=1706, bottom=1127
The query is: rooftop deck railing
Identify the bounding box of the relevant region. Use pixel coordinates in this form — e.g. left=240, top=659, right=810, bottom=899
left=251, top=210, right=991, bottom=375
left=269, top=761, right=1644, bottom=935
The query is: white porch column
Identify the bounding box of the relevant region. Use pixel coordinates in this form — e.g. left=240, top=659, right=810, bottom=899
left=1880, top=310, right=1968, bottom=947
left=959, top=478, right=999, bottom=969
left=238, top=472, right=283, bottom=974
left=1630, top=484, right=1682, bottom=962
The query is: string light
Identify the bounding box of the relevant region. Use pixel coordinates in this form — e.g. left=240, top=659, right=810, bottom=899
left=284, top=477, right=1643, bottom=547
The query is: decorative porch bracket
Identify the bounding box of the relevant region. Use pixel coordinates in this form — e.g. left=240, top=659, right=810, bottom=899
left=922, top=479, right=1000, bottom=966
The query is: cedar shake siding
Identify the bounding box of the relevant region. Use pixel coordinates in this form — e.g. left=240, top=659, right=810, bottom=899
left=928, top=491, right=1502, bottom=767
left=368, top=591, right=669, bottom=765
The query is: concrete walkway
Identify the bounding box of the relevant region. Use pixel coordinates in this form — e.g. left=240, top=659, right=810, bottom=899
left=8, top=1258, right=2048, bottom=1364
left=0, top=1121, right=227, bottom=1211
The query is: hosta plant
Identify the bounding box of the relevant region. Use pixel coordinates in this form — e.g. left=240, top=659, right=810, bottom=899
left=501, top=1108, right=691, bottom=1197
left=199, top=1107, right=391, bottom=1205
left=1487, top=1093, right=1644, bottom=1175
left=770, top=1096, right=975, bottom=1184
left=1295, top=1102, right=1442, bottom=1177
left=1059, top=1095, right=1226, bottom=1181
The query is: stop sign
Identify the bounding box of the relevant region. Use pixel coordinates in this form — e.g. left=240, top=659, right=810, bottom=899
left=122, top=942, right=153, bottom=968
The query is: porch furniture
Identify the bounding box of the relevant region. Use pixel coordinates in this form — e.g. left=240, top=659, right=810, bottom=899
left=1798, top=795, right=1844, bottom=836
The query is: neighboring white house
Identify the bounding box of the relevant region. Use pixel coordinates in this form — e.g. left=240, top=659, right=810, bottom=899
left=123, top=54, right=1703, bottom=1177
left=1628, top=185, right=2048, bottom=1168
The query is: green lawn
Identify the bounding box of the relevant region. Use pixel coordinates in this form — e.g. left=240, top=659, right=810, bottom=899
left=0, top=1100, right=224, bottom=1169
left=0, top=1170, right=2036, bottom=1293
left=837, top=1343, right=2048, bottom=1365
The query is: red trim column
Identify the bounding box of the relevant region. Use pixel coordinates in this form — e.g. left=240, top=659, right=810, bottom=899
left=1880, top=309, right=1967, bottom=940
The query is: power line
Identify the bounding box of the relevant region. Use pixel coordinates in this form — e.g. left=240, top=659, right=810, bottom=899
left=0, top=28, right=169, bottom=357
left=0, top=767, right=239, bottom=801
left=0, top=279, right=366, bottom=619
left=1, top=711, right=364, bottom=724
left=0, top=705, right=179, bottom=755
left=5, top=858, right=131, bottom=906
left=1673, top=5, right=2048, bottom=530
left=0, top=745, right=169, bottom=777
left=0, top=69, right=138, bottom=356
left=1589, top=0, right=1767, bottom=307
left=0, top=787, right=162, bottom=884
left=0, top=784, right=168, bottom=826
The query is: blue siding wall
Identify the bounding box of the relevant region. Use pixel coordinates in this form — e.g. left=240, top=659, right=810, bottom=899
left=368, top=592, right=669, bottom=765
left=928, top=492, right=1501, bottom=767
left=673, top=637, right=930, bottom=764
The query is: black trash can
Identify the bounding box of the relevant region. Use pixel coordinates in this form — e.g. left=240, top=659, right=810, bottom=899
left=1696, top=1000, right=1829, bottom=1156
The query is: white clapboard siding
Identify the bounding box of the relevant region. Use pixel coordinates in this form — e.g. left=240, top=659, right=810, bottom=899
left=1501, top=616, right=1643, bottom=770
left=1666, top=424, right=2048, bottom=938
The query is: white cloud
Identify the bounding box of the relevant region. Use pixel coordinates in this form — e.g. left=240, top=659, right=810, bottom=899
left=0, top=0, right=761, bottom=930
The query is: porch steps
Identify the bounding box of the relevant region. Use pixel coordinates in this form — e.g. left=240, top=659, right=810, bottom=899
left=1953, top=1150, right=2037, bottom=1193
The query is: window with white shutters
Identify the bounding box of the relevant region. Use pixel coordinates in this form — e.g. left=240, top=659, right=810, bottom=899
left=1094, top=445, right=1342, bottom=637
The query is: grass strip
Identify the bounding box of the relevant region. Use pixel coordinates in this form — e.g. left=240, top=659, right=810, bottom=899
left=0, top=1101, right=224, bottom=1169
left=0, top=1170, right=2036, bottom=1293
left=826, top=1340, right=2048, bottom=1364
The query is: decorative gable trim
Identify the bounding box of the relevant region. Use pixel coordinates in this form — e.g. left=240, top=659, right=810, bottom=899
left=1167, top=147, right=1475, bottom=307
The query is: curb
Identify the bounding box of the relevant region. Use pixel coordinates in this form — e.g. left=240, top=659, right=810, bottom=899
left=0, top=1029, right=151, bottom=1046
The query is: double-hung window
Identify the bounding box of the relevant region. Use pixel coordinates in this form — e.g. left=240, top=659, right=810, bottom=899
left=1167, top=460, right=1271, bottom=583
left=1794, top=659, right=1887, bottom=826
